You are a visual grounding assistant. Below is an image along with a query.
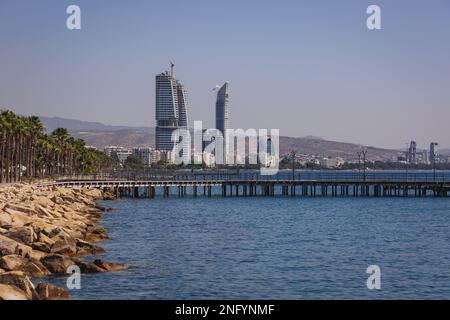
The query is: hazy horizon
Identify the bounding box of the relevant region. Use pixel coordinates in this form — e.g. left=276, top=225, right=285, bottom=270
left=1, top=0, right=449, bottom=149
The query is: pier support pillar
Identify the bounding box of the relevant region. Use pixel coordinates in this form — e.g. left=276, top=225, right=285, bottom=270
left=164, top=186, right=170, bottom=198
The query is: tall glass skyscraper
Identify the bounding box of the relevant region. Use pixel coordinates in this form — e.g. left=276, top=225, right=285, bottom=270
left=215, top=82, right=230, bottom=150
left=155, top=66, right=188, bottom=151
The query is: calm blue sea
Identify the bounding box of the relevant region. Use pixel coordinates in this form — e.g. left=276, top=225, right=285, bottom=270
left=44, top=190, right=450, bottom=299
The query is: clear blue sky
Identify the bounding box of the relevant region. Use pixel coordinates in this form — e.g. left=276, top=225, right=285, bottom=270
left=1, top=0, right=449, bottom=149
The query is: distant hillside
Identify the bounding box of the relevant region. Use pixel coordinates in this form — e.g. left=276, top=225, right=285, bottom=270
left=40, top=116, right=154, bottom=134
left=40, top=116, right=400, bottom=161
left=74, top=130, right=155, bottom=148
left=280, top=136, right=399, bottom=161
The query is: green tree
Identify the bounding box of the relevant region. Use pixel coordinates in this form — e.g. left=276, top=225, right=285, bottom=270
left=0, top=108, right=118, bottom=182
left=124, top=155, right=144, bottom=170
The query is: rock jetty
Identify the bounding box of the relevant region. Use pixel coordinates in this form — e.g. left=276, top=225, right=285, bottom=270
left=0, top=183, right=127, bottom=300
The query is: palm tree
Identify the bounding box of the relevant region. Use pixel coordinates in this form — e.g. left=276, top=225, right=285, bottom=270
left=27, top=116, right=44, bottom=178
left=0, top=109, right=117, bottom=182
left=51, top=128, right=70, bottom=175
left=0, top=111, right=9, bottom=182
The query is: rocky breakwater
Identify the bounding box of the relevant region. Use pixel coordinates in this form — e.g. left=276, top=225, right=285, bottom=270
left=0, top=184, right=127, bottom=300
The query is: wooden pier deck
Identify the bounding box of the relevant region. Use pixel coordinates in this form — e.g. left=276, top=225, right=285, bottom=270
left=43, top=178, right=450, bottom=198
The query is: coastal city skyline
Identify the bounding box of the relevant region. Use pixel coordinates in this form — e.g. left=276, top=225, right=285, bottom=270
left=1, top=1, right=450, bottom=149
left=1, top=1, right=450, bottom=305
left=3, top=59, right=449, bottom=154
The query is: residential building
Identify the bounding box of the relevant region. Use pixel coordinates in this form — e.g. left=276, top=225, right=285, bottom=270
left=132, top=147, right=154, bottom=167
left=113, top=151, right=132, bottom=166
left=408, top=140, right=417, bottom=163
left=430, top=142, right=439, bottom=164
left=319, top=157, right=345, bottom=169
left=104, top=146, right=129, bottom=157
left=155, top=63, right=189, bottom=151
left=215, top=82, right=229, bottom=155
left=153, top=150, right=174, bottom=164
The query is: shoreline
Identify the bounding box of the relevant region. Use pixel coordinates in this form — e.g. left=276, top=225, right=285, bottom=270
left=0, top=183, right=127, bottom=300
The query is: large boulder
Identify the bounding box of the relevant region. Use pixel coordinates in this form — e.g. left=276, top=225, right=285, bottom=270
left=35, top=283, right=70, bottom=300
left=50, top=240, right=77, bottom=256
left=37, top=232, right=55, bottom=246
left=75, top=238, right=105, bottom=256
left=40, top=254, right=74, bottom=274
left=9, top=214, right=33, bottom=228
left=4, top=203, right=36, bottom=216
left=0, top=255, right=27, bottom=271
left=34, top=204, right=56, bottom=219
left=0, top=284, right=29, bottom=300
left=59, top=195, right=75, bottom=203
left=73, top=258, right=107, bottom=273
left=50, top=231, right=77, bottom=256
left=67, top=202, right=84, bottom=212
left=51, top=196, right=65, bottom=205
left=32, top=242, right=51, bottom=253
left=0, top=271, right=36, bottom=300
left=56, top=225, right=85, bottom=240
left=93, top=259, right=128, bottom=272
left=22, top=259, right=51, bottom=277
left=0, top=212, right=12, bottom=228
left=3, top=207, right=27, bottom=217
left=85, top=226, right=109, bottom=242
left=3, top=226, right=37, bottom=246
left=82, top=188, right=103, bottom=200
left=0, top=254, right=50, bottom=277
left=0, top=234, right=33, bottom=257
left=103, top=192, right=117, bottom=200
left=31, top=221, right=62, bottom=238
left=31, top=195, right=55, bottom=208
left=27, top=249, right=48, bottom=262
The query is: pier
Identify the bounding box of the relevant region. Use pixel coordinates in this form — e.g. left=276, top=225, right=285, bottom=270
left=42, top=171, right=450, bottom=198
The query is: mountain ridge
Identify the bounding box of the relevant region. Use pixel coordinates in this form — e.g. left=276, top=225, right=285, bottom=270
left=39, top=116, right=400, bottom=161
left=40, top=116, right=154, bottom=134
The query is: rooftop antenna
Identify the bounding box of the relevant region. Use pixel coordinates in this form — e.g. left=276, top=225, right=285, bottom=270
left=169, top=60, right=175, bottom=77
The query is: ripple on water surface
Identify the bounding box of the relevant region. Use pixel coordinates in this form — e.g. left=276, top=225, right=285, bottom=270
left=46, top=196, right=450, bottom=299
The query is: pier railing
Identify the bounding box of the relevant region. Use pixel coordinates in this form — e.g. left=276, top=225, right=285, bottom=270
left=56, top=170, right=450, bottom=184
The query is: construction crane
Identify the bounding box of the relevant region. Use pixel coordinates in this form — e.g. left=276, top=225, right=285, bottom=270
left=169, top=60, right=175, bottom=77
